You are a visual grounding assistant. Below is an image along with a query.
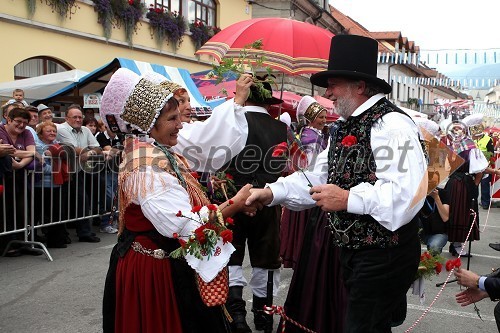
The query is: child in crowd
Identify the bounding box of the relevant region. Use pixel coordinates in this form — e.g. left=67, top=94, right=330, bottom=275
left=7, top=89, right=29, bottom=107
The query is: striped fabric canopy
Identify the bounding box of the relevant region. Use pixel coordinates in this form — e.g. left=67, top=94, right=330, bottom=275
left=37, top=58, right=215, bottom=117
left=196, top=18, right=334, bottom=75
left=115, top=58, right=213, bottom=116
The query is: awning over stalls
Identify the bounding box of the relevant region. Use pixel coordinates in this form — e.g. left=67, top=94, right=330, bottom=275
left=191, top=70, right=338, bottom=122
left=0, top=69, right=88, bottom=103
left=191, top=69, right=339, bottom=122
left=35, top=58, right=214, bottom=116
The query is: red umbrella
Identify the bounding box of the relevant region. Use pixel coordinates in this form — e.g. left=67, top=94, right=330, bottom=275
left=196, top=18, right=334, bottom=75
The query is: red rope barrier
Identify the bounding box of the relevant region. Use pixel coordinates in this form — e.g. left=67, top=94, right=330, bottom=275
left=404, top=209, right=477, bottom=332
left=263, top=305, right=317, bottom=333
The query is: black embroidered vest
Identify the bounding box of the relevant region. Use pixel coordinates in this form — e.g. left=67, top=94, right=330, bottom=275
left=327, top=98, right=422, bottom=249
left=225, top=111, right=287, bottom=189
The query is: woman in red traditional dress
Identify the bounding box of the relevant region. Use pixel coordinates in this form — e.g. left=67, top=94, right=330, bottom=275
left=100, top=69, right=255, bottom=333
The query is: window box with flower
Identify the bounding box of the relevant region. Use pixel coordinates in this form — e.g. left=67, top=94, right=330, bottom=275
left=42, top=0, right=80, bottom=20
left=189, top=20, right=221, bottom=50
left=146, top=4, right=186, bottom=50
left=92, top=0, right=114, bottom=39
left=112, top=0, right=146, bottom=45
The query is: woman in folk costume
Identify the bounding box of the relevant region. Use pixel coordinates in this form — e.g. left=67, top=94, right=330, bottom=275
left=278, top=96, right=347, bottom=333
left=101, top=68, right=257, bottom=333
left=280, top=95, right=329, bottom=268
left=446, top=114, right=488, bottom=257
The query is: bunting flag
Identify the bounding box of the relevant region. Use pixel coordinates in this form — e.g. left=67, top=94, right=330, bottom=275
left=389, top=75, right=499, bottom=89
left=378, top=49, right=500, bottom=66
left=420, top=48, right=500, bottom=66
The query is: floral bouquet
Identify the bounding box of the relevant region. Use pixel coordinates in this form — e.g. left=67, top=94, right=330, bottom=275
left=170, top=203, right=234, bottom=261
left=445, top=257, right=461, bottom=272
left=169, top=203, right=236, bottom=304
left=415, top=251, right=445, bottom=280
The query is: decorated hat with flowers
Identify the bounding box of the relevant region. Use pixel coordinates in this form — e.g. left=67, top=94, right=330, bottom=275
left=100, top=68, right=183, bottom=133
left=297, top=95, right=326, bottom=123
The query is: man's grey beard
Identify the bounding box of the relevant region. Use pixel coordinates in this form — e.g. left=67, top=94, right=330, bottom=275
left=333, top=93, right=358, bottom=119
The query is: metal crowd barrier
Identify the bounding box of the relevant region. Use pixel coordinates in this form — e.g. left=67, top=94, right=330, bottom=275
left=0, top=155, right=116, bottom=261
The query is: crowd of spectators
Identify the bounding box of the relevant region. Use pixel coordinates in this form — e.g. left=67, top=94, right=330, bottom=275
left=0, top=89, right=121, bottom=256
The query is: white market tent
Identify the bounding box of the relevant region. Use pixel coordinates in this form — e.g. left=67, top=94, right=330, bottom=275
left=34, top=58, right=215, bottom=116
left=0, top=69, right=88, bottom=103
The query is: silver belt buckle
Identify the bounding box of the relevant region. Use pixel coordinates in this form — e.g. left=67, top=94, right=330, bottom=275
left=153, top=249, right=165, bottom=259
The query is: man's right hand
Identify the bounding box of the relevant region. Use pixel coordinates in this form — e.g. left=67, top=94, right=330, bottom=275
left=246, top=188, right=274, bottom=209
left=234, top=73, right=253, bottom=105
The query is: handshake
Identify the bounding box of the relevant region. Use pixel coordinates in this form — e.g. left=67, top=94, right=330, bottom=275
left=234, top=183, right=350, bottom=216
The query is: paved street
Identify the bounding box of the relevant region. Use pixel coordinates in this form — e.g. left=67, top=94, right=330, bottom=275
left=1, top=203, right=500, bottom=333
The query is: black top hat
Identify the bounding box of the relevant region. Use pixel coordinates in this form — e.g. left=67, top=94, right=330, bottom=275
left=247, top=75, right=283, bottom=105
left=310, top=35, right=392, bottom=94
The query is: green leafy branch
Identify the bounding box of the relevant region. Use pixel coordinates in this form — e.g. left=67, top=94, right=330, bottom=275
left=208, top=39, right=276, bottom=100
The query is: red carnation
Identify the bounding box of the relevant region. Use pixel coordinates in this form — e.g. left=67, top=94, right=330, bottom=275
left=341, top=135, right=358, bottom=147
left=225, top=217, right=234, bottom=225
left=220, top=229, right=233, bottom=244
left=272, top=142, right=288, bottom=157
left=207, top=204, right=218, bottom=211
left=178, top=238, right=187, bottom=248
left=435, top=262, right=442, bottom=274
left=175, top=210, right=182, bottom=217
left=191, top=205, right=202, bottom=213
left=194, top=226, right=207, bottom=244
left=173, top=233, right=179, bottom=239
left=445, top=258, right=461, bottom=271
left=225, top=173, right=233, bottom=180
left=190, top=172, right=200, bottom=179
left=228, top=199, right=234, bottom=205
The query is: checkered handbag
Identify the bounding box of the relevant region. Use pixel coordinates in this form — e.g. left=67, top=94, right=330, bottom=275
left=196, top=266, right=229, bottom=307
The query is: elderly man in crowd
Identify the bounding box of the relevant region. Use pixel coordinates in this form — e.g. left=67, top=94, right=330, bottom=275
left=56, top=104, right=101, bottom=243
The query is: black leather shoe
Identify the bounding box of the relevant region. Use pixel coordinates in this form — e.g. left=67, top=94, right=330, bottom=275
left=490, top=243, right=500, bottom=251
left=4, top=248, right=22, bottom=257
left=20, top=247, right=43, bottom=256
left=79, top=235, right=101, bottom=243
left=449, top=243, right=458, bottom=256
left=47, top=242, right=68, bottom=249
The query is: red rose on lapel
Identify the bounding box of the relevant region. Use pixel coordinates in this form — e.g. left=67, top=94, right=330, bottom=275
left=341, top=135, right=358, bottom=147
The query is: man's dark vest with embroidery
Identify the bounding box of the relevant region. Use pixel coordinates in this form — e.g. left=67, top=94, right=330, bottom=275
left=225, top=111, right=287, bottom=188
left=327, top=98, right=422, bottom=250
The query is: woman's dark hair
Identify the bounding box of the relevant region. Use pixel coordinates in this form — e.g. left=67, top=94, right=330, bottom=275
left=8, top=107, right=31, bottom=121
left=83, top=116, right=98, bottom=126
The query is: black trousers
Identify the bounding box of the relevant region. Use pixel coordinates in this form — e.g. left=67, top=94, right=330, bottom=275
left=340, top=233, right=420, bottom=333
left=228, top=206, right=281, bottom=269
left=494, top=302, right=500, bottom=332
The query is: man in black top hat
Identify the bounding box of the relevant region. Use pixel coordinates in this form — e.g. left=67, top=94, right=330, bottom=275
left=246, top=34, right=428, bottom=332
left=223, top=74, right=288, bottom=333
